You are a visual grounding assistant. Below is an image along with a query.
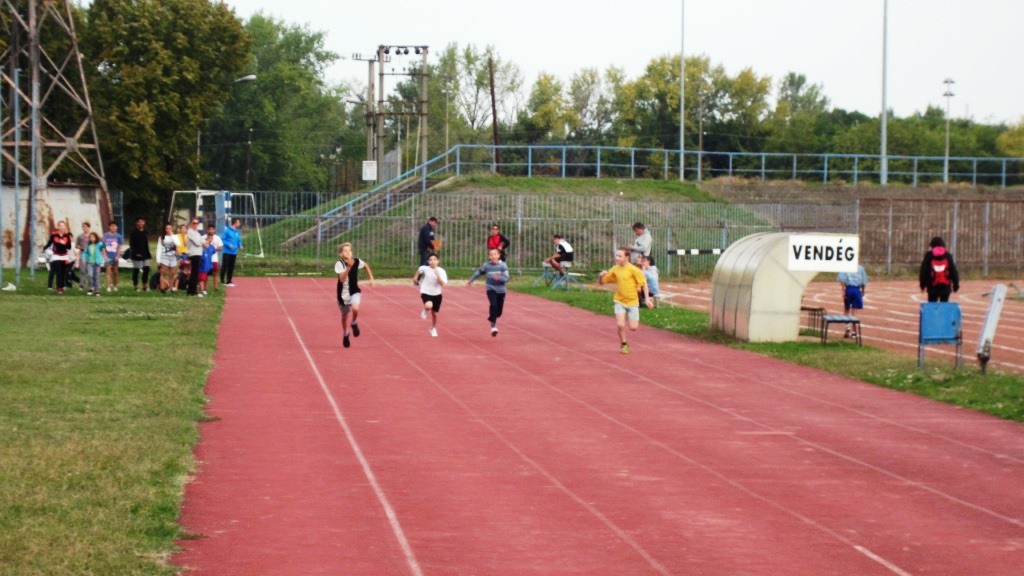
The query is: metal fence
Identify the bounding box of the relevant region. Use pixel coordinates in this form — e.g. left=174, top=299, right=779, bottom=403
left=225, top=190, right=1023, bottom=279
left=229, top=191, right=857, bottom=276
left=447, top=145, right=1024, bottom=188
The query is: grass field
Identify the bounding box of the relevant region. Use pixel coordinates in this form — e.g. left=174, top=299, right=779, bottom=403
left=0, top=276, right=221, bottom=575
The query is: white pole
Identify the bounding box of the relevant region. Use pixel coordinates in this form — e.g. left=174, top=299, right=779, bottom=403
left=679, top=0, right=685, bottom=182
left=880, top=0, right=889, bottom=185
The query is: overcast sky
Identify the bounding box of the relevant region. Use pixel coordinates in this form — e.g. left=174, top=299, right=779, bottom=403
left=223, top=0, right=1021, bottom=125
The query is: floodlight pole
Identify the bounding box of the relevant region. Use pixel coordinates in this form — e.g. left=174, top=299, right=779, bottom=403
left=679, top=0, right=685, bottom=182
left=879, top=0, right=889, bottom=186
left=943, top=78, right=955, bottom=185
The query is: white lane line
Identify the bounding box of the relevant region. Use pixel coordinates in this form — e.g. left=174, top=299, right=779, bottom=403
left=854, top=545, right=914, bottom=576
left=269, top=279, right=424, bottom=576
left=370, top=288, right=674, bottom=576
left=501, top=295, right=1024, bottom=529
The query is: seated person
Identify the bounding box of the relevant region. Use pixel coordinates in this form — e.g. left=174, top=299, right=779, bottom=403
left=639, top=255, right=660, bottom=307
left=176, top=260, right=192, bottom=292
left=543, top=234, right=574, bottom=275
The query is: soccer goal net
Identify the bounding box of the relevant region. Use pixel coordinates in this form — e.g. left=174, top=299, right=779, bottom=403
left=169, top=190, right=265, bottom=257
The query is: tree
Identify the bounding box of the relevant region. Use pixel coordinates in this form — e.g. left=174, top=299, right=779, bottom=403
left=82, top=0, right=250, bottom=218
left=765, top=72, right=830, bottom=153
left=996, top=118, right=1024, bottom=158
left=566, top=67, right=623, bottom=144
left=203, top=13, right=345, bottom=193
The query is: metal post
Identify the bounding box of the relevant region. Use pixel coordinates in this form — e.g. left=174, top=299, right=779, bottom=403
left=419, top=47, right=429, bottom=177
left=943, top=78, right=955, bottom=185
left=679, top=0, right=685, bottom=181
left=13, top=68, right=21, bottom=283
left=886, top=202, right=893, bottom=275
left=376, top=45, right=386, bottom=173
left=0, top=80, right=4, bottom=281
left=880, top=0, right=889, bottom=185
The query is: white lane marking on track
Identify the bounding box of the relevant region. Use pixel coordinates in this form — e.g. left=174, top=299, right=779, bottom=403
left=369, top=287, right=674, bottom=576
left=854, top=545, right=915, bottom=576
left=269, top=279, right=424, bottom=576
left=499, top=294, right=1024, bottom=526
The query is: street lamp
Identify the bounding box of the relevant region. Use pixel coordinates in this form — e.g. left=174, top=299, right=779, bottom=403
left=679, top=0, right=685, bottom=182
left=943, top=78, right=955, bottom=185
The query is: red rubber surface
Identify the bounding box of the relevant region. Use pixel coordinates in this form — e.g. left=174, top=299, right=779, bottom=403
left=174, top=278, right=1024, bottom=575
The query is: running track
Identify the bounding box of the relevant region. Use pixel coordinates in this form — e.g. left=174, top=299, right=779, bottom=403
left=174, top=278, right=1024, bottom=575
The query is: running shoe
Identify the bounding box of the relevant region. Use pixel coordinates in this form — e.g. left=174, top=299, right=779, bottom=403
left=343, top=334, right=350, bottom=348
left=491, top=327, right=498, bottom=337
left=620, top=343, right=630, bottom=355
left=352, top=323, right=360, bottom=337
left=429, top=327, right=437, bottom=337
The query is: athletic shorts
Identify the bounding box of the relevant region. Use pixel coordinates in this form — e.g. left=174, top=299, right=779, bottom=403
left=614, top=301, right=640, bottom=320
left=420, top=293, right=443, bottom=313
left=843, top=285, right=864, bottom=310
left=132, top=258, right=151, bottom=269
left=337, top=292, right=361, bottom=314
left=106, top=254, right=118, bottom=266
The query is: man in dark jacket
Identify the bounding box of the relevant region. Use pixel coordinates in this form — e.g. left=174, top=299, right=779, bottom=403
left=418, top=216, right=438, bottom=266
left=129, top=217, right=153, bottom=291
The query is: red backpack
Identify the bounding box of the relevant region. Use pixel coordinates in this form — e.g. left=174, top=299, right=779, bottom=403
left=931, top=257, right=951, bottom=286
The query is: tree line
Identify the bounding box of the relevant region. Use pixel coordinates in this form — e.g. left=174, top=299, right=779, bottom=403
left=6, top=0, right=1022, bottom=222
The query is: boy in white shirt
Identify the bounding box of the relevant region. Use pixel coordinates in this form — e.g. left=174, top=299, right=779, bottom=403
left=413, top=253, right=448, bottom=337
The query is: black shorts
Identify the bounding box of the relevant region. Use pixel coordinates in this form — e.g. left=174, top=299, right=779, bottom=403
left=420, top=293, right=443, bottom=312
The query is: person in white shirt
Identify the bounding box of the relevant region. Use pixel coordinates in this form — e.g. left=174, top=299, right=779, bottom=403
left=629, top=222, right=652, bottom=264
left=413, top=253, right=448, bottom=337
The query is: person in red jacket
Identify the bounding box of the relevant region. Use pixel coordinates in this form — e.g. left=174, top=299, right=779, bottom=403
left=486, top=224, right=510, bottom=262
left=44, top=220, right=74, bottom=294
left=919, top=236, right=960, bottom=302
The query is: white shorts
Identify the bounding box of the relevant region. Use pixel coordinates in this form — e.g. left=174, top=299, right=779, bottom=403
left=614, top=301, right=640, bottom=320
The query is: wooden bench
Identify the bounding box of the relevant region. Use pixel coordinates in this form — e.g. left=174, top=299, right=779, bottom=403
left=821, top=315, right=861, bottom=346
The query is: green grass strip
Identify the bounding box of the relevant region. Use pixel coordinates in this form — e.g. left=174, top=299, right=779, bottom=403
left=0, top=279, right=221, bottom=575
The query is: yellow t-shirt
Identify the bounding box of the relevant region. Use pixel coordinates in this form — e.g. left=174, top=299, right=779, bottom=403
left=604, top=263, right=646, bottom=307
left=176, top=233, right=188, bottom=256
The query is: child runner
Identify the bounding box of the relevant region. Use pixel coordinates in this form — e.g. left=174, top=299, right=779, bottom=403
left=597, top=246, right=653, bottom=354
left=468, top=247, right=510, bottom=336
left=84, top=232, right=105, bottom=296
left=103, top=221, right=123, bottom=291
left=413, top=253, right=448, bottom=337
left=335, top=242, right=375, bottom=348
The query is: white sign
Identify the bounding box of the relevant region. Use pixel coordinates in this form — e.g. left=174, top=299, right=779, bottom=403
left=788, top=234, right=859, bottom=272
left=362, top=160, right=377, bottom=181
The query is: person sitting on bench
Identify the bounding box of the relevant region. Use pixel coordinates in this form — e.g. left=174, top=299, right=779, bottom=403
left=543, top=234, right=574, bottom=276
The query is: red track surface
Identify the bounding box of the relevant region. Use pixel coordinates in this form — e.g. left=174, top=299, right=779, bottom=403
left=174, top=278, right=1024, bottom=575
left=662, top=279, right=1024, bottom=373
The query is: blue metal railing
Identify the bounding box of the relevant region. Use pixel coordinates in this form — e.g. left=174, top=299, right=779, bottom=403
left=324, top=144, right=1023, bottom=220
